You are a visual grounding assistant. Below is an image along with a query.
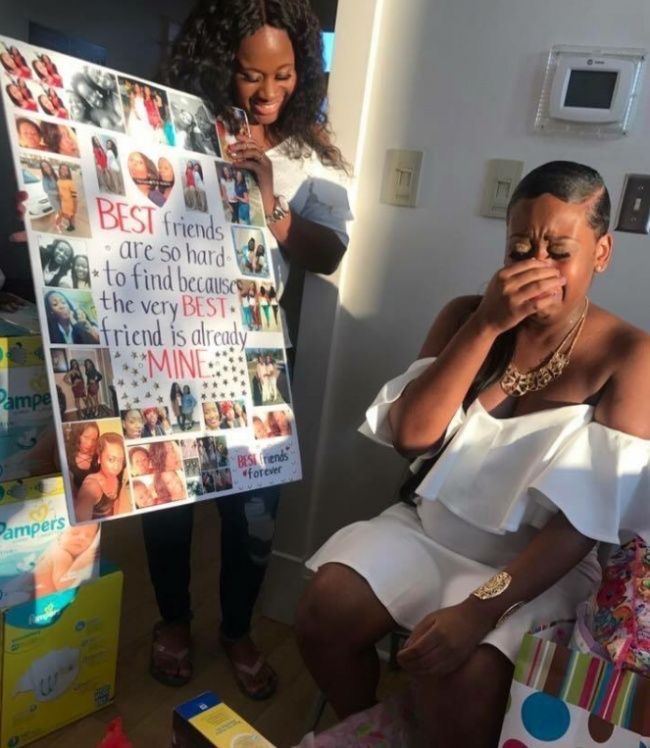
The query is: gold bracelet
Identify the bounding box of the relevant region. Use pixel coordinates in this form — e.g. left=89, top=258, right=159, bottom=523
left=470, top=571, right=512, bottom=600
left=495, top=601, right=525, bottom=628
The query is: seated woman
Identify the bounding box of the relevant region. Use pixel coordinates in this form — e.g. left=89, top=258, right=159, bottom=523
left=296, top=161, right=650, bottom=748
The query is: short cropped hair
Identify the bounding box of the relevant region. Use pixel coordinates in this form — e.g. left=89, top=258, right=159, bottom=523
left=507, top=161, right=610, bottom=237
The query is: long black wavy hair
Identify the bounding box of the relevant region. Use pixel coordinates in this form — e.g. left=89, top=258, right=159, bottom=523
left=466, top=160, right=609, bottom=403
left=163, top=0, right=345, bottom=169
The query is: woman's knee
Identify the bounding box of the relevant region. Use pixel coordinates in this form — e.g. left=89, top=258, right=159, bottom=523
left=296, top=563, right=393, bottom=649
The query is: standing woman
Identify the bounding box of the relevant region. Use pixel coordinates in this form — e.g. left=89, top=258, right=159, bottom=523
left=92, top=136, right=110, bottom=191
left=84, top=358, right=103, bottom=417
left=234, top=169, right=251, bottom=225
left=63, top=358, right=87, bottom=418
left=142, top=0, right=352, bottom=698
left=40, top=160, right=62, bottom=232
left=105, top=139, right=124, bottom=194
left=57, top=164, right=77, bottom=232
left=169, top=382, right=183, bottom=428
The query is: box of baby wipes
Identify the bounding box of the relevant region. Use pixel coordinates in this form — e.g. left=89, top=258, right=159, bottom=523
left=0, top=475, right=100, bottom=610
left=0, top=570, right=122, bottom=747
left=0, top=335, right=57, bottom=482
left=172, top=691, right=276, bottom=747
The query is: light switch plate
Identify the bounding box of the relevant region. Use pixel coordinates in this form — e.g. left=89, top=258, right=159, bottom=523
left=616, top=174, right=650, bottom=234
left=380, top=149, right=424, bottom=207
left=480, top=159, right=524, bottom=218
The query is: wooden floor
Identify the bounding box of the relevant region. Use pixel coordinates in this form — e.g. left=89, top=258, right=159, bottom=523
left=31, top=502, right=404, bottom=747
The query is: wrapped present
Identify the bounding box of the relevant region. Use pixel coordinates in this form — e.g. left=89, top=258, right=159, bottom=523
left=575, top=536, right=650, bottom=676
left=499, top=633, right=650, bottom=747
left=294, top=690, right=422, bottom=748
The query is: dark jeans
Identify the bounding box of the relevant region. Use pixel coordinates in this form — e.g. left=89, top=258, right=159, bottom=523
left=142, top=485, right=281, bottom=641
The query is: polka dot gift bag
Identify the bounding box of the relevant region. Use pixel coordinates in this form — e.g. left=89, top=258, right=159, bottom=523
left=498, top=633, right=650, bottom=747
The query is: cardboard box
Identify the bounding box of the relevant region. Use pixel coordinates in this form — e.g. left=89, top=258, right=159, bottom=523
left=0, top=475, right=100, bottom=610
left=173, top=691, right=276, bottom=747
left=0, top=335, right=56, bottom=481
left=0, top=570, right=122, bottom=747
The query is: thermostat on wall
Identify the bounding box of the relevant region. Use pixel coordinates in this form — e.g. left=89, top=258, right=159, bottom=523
left=535, top=45, right=646, bottom=137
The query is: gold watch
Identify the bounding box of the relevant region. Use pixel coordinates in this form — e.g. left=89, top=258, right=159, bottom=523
left=265, top=194, right=290, bottom=224
left=471, top=571, right=512, bottom=600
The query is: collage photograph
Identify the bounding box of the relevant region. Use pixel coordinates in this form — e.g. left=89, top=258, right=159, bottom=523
left=200, top=467, right=233, bottom=494
left=1, top=44, right=70, bottom=118
left=120, top=406, right=174, bottom=441
left=123, top=432, right=234, bottom=507
left=168, top=91, right=220, bottom=155
left=201, top=399, right=248, bottom=431
left=119, top=76, right=174, bottom=145
left=252, top=408, right=294, bottom=440
left=62, top=417, right=132, bottom=522
left=52, top=347, right=117, bottom=421
left=20, top=155, right=91, bottom=237
left=15, top=115, right=79, bottom=157
left=39, top=235, right=90, bottom=288
left=168, top=382, right=200, bottom=432
left=66, top=66, right=124, bottom=130
left=237, top=280, right=280, bottom=332
left=91, top=135, right=125, bottom=195
left=181, top=159, right=208, bottom=212
left=44, top=287, right=99, bottom=345
left=232, top=226, right=269, bottom=278
left=131, top=469, right=188, bottom=509
left=196, top=435, right=229, bottom=471
left=127, top=150, right=175, bottom=207
left=214, top=105, right=249, bottom=159
left=216, top=163, right=264, bottom=225
left=246, top=349, right=290, bottom=407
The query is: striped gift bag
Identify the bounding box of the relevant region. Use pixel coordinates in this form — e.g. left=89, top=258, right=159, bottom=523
left=499, top=634, right=650, bottom=747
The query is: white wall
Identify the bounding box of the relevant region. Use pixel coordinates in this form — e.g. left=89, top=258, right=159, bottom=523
left=265, top=0, right=650, bottom=618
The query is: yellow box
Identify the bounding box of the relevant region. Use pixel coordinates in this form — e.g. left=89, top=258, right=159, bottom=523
left=0, top=335, right=56, bottom=481
left=172, top=691, right=276, bottom=747
left=0, top=570, right=122, bottom=747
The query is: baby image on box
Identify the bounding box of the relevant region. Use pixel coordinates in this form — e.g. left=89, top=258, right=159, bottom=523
left=1, top=522, right=99, bottom=609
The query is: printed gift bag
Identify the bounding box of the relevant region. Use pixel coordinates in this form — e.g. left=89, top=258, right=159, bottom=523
left=499, top=634, right=650, bottom=747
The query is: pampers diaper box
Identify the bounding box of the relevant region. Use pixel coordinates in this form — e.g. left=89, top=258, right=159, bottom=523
left=0, top=569, right=123, bottom=746
left=0, top=475, right=100, bottom=610
left=173, top=691, right=276, bottom=747
left=0, top=335, right=57, bottom=481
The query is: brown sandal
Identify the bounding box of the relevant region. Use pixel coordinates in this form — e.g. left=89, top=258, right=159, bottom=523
left=149, top=621, right=193, bottom=687
left=230, top=656, right=278, bottom=701
left=221, top=636, right=278, bottom=701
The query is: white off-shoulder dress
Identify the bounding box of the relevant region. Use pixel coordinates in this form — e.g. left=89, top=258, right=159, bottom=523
left=307, top=358, right=650, bottom=663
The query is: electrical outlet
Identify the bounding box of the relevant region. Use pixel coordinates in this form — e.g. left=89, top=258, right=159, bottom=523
left=616, top=174, right=650, bottom=234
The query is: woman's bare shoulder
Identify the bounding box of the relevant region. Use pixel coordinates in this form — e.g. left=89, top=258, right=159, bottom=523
left=592, top=304, right=650, bottom=357
left=419, top=295, right=482, bottom=357
left=592, top=305, right=650, bottom=437
left=79, top=474, right=102, bottom=495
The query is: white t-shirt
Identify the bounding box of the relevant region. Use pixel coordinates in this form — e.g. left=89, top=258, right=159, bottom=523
left=221, top=176, right=237, bottom=201
left=266, top=141, right=353, bottom=302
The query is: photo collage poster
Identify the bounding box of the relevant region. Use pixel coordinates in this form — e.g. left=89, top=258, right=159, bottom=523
left=0, top=37, right=302, bottom=524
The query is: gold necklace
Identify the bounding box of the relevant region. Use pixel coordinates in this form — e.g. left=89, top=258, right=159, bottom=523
left=500, top=299, right=589, bottom=397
